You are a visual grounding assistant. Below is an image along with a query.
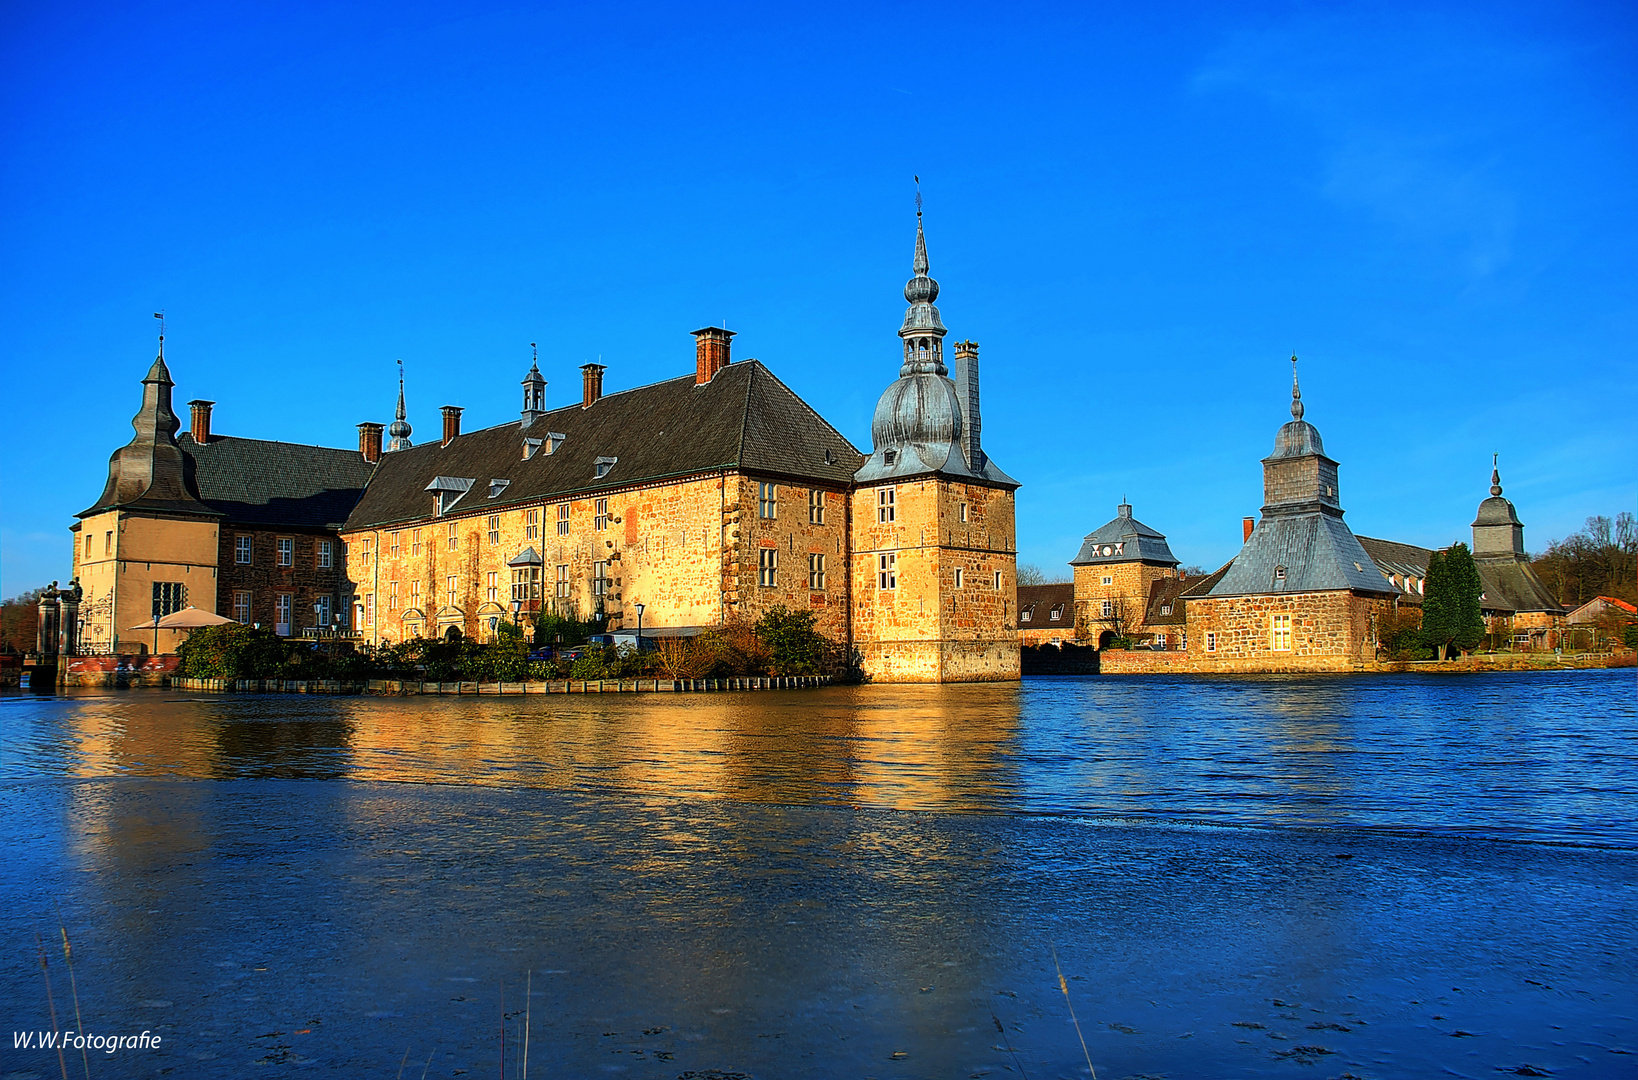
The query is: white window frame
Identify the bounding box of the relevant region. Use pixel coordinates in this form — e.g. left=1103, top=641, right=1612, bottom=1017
left=556, top=564, right=570, bottom=599
left=758, top=483, right=777, bottom=520
left=808, top=552, right=825, bottom=590
left=594, top=498, right=609, bottom=531
left=235, top=535, right=252, bottom=564
left=592, top=560, right=610, bottom=596
left=557, top=504, right=570, bottom=536
left=233, top=590, right=252, bottom=624
left=1271, top=613, right=1292, bottom=652
left=488, top=515, right=501, bottom=546
left=1101, top=575, right=1113, bottom=586
left=877, top=488, right=895, bottom=523
left=1101, top=599, right=1113, bottom=618
left=276, top=592, right=293, bottom=636
left=447, top=522, right=459, bottom=551
left=808, top=489, right=825, bottom=525
left=277, top=537, right=293, bottom=567
left=526, top=509, right=539, bottom=540
left=388, top=581, right=399, bottom=611
left=1205, top=631, right=1217, bottom=653
left=878, top=552, right=896, bottom=590
left=758, top=547, right=777, bottom=586
left=447, top=575, right=458, bottom=607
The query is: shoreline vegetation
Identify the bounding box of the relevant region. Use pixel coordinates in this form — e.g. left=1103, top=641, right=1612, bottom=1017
left=170, top=604, right=857, bottom=686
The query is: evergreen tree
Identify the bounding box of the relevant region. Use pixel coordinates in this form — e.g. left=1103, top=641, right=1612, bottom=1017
left=1446, top=542, right=1486, bottom=653
left=1421, top=549, right=1454, bottom=658
left=1422, top=543, right=1485, bottom=658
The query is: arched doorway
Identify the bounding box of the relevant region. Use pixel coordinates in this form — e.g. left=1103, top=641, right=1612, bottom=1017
left=1097, top=630, right=1116, bottom=650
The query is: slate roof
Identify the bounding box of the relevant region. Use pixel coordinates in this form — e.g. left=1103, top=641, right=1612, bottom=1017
left=1181, top=561, right=1234, bottom=598
left=1357, top=536, right=1433, bottom=605
left=1018, top=583, right=1074, bottom=629
left=1144, top=577, right=1191, bottom=625
left=178, top=433, right=377, bottom=529
left=1473, top=554, right=1565, bottom=616
left=1208, top=512, right=1398, bottom=598
left=1070, top=503, right=1179, bottom=567
left=345, top=361, right=866, bottom=530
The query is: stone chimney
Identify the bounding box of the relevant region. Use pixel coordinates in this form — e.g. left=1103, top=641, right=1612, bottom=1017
left=1242, top=516, right=1255, bottom=542
left=358, top=422, right=384, bottom=464
left=581, top=363, right=606, bottom=408
left=440, top=406, right=463, bottom=446
left=692, top=327, right=734, bottom=385
left=188, top=399, right=214, bottom=444
left=952, top=340, right=984, bottom=471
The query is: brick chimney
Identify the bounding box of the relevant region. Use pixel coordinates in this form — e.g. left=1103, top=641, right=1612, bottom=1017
left=581, top=363, right=606, bottom=408
left=358, top=422, right=384, bottom=464
left=692, top=327, right=734, bottom=385
left=187, top=399, right=215, bottom=444
left=440, top=406, right=463, bottom=446
left=1242, top=516, right=1256, bottom=542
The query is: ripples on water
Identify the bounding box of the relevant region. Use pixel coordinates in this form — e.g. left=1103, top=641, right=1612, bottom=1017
left=2, top=670, right=1633, bottom=845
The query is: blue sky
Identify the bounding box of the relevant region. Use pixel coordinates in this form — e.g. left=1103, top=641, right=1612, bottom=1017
left=3, top=0, right=1634, bottom=595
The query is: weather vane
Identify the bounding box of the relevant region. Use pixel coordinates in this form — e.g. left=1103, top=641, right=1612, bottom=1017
left=914, top=174, right=922, bottom=218
left=530, top=341, right=538, bottom=364
left=153, top=311, right=165, bottom=355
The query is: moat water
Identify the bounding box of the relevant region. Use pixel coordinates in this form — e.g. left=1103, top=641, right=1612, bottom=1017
left=1, top=670, right=1633, bottom=1078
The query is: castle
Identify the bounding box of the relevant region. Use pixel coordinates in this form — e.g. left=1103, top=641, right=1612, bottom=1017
left=1066, top=364, right=1567, bottom=671
left=67, top=214, right=1021, bottom=683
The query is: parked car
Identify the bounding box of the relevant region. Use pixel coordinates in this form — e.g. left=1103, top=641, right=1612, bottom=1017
left=527, top=647, right=554, bottom=661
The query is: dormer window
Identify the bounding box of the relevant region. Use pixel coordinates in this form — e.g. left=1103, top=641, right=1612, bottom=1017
left=489, top=479, right=510, bottom=499
left=883, top=450, right=897, bottom=466
left=593, top=455, right=617, bottom=479
left=522, top=438, right=542, bottom=460
left=425, top=476, right=475, bottom=516
left=1160, top=604, right=1172, bottom=616
left=1049, top=606, right=1062, bottom=621
left=1021, top=606, right=1033, bottom=622
left=1274, top=565, right=1288, bottom=588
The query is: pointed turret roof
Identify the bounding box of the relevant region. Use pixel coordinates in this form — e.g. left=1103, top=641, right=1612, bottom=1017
left=1070, top=502, right=1179, bottom=567
left=388, top=360, right=413, bottom=451
left=80, top=347, right=218, bottom=518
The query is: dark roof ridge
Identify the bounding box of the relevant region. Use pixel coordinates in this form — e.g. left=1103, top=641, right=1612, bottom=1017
left=745, top=361, right=864, bottom=457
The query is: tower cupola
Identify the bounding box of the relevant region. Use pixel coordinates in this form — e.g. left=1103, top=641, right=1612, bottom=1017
left=1471, top=455, right=1526, bottom=557
left=521, top=344, right=547, bottom=428
left=387, top=359, right=413, bottom=451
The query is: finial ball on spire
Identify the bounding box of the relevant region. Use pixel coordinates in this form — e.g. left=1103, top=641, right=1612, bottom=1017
left=1289, top=354, right=1305, bottom=420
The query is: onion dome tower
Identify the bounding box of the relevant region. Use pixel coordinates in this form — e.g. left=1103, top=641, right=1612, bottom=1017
left=387, top=360, right=413, bottom=452
left=854, top=205, right=1015, bottom=486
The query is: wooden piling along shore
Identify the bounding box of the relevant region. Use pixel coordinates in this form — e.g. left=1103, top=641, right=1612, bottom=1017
left=169, top=675, right=835, bottom=696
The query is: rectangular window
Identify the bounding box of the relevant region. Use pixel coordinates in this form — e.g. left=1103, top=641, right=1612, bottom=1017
left=152, top=581, right=186, bottom=619
left=1101, top=599, right=1113, bottom=617
left=959, top=502, right=969, bottom=523
left=526, top=509, right=539, bottom=540
left=361, top=593, right=372, bottom=629
left=954, top=567, right=964, bottom=588
left=758, top=482, right=777, bottom=519
left=758, top=548, right=777, bottom=586
left=447, top=575, right=458, bottom=607
left=808, top=489, right=825, bottom=524
left=448, top=523, right=459, bottom=551
left=878, top=552, right=896, bottom=590
left=389, top=532, right=399, bottom=557
left=318, top=540, right=332, bottom=568
left=994, top=570, right=1003, bottom=590
left=512, top=567, right=542, bottom=602
left=486, top=571, right=498, bottom=602
left=84, top=534, right=92, bottom=558
left=275, top=592, right=293, bottom=636
left=556, top=504, right=570, bottom=536
left=277, top=537, right=293, bottom=566
left=877, top=488, right=895, bottom=523
left=592, top=560, right=609, bottom=596
left=411, top=529, right=422, bottom=556
left=1205, top=631, right=1218, bottom=653
left=104, top=530, right=114, bottom=556
left=410, top=580, right=420, bottom=606
left=235, top=535, right=252, bottom=564
left=1049, top=606, right=1061, bottom=621
left=556, top=564, right=570, bottom=599
left=1181, top=630, right=1188, bottom=651
left=232, top=591, right=251, bottom=624
left=488, top=516, right=500, bottom=546
left=315, top=595, right=331, bottom=629
left=1271, top=613, right=1292, bottom=652
left=594, top=498, right=609, bottom=531
left=389, top=581, right=400, bottom=611
left=1101, top=575, right=1113, bottom=586
left=808, top=552, right=826, bottom=590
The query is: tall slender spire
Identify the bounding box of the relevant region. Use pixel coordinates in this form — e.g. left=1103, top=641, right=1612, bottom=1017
left=387, top=359, right=413, bottom=451
left=899, top=181, right=945, bottom=376
left=1290, top=353, right=1304, bottom=420
left=1490, top=452, right=1503, bottom=496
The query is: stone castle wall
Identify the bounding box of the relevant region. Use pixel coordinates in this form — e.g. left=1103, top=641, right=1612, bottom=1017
left=1182, top=589, right=1381, bottom=667
left=1073, top=560, right=1177, bottom=642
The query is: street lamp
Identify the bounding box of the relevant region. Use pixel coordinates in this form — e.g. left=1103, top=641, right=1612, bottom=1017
left=634, top=602, right=644, bottom=645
